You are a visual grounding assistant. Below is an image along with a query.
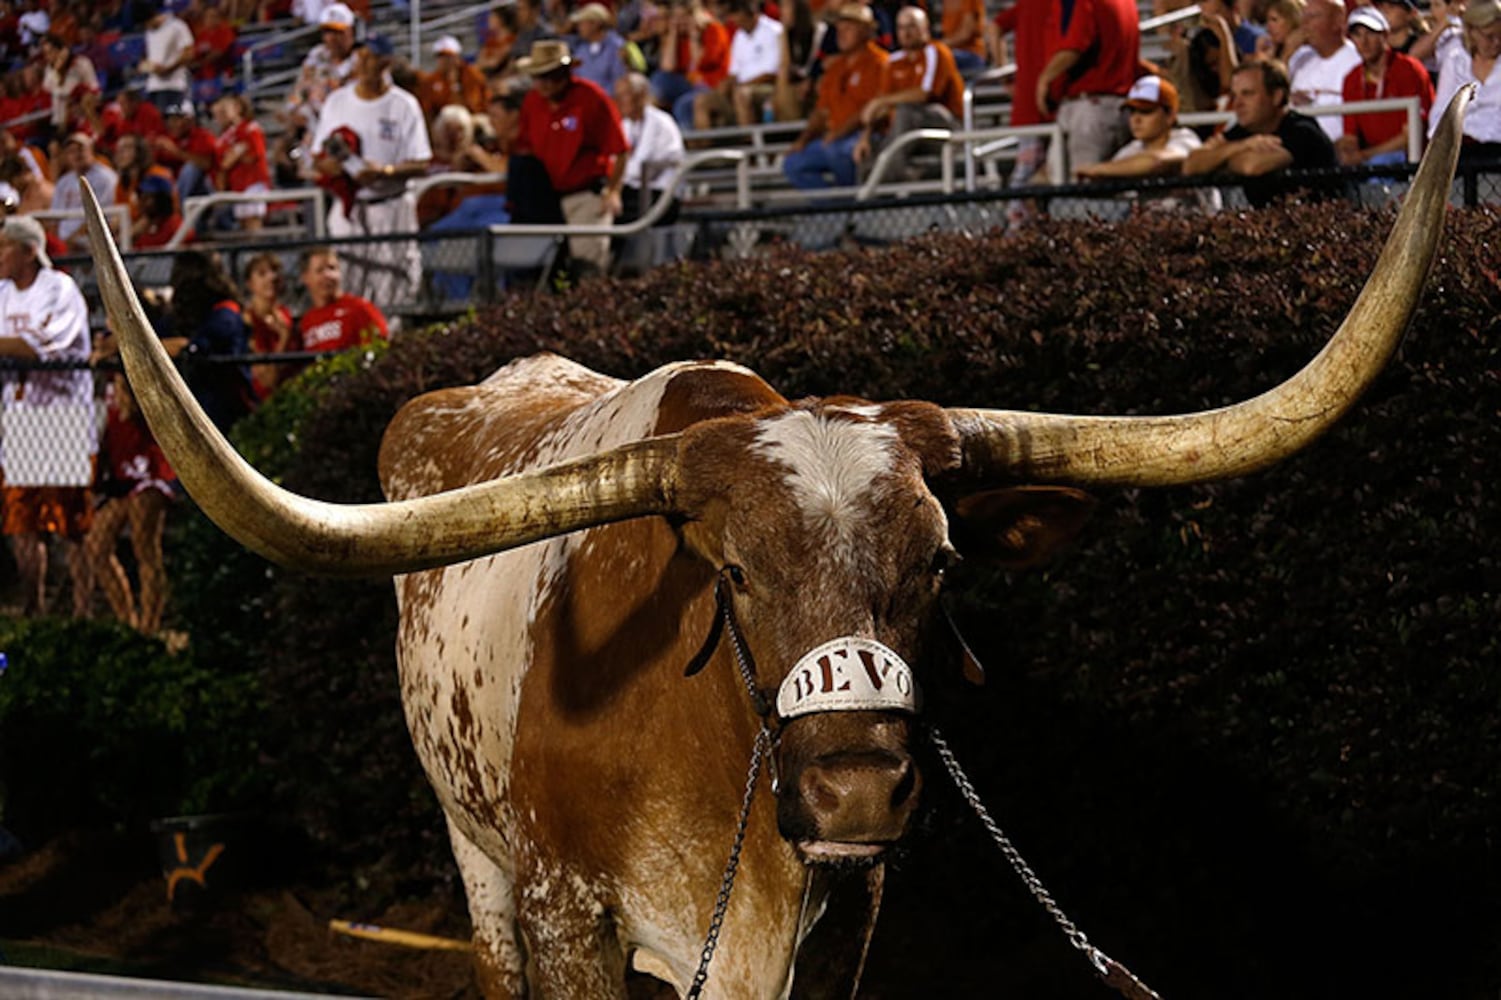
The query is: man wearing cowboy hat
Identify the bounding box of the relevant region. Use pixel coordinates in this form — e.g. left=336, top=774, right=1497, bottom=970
left=783, top=3, right=889, bottom=191
left=569, top=3, right=635, bottom=96
left=510, top=38, right=629, bottom=277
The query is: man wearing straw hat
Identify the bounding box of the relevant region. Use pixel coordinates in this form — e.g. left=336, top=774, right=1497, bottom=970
left=510, top=38, right=629, bottom=277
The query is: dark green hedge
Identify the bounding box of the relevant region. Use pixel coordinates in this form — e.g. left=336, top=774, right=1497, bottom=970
left=172, top=201, right=1499, bottom=996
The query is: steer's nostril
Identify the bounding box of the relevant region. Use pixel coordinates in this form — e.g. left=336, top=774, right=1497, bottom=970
left=800, top=766, right=843, bottom=815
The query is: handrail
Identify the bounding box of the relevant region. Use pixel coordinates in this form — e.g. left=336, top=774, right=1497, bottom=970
left=412, top=0, right=495, bottom=63
left=241, top=21, right=321, bottom=93
left=31, top=204, right=133, bottom=251
left=1181, top=96, right=1426, bottom=163
left=858, top=124, right=1068, bottom=200
left=410, top=171, right=506, bottom=202
left=0, top=107, right=52, bottom=131
left=173, top=187, right=327, bottom=248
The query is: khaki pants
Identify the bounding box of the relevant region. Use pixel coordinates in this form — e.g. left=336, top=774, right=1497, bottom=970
left=560, top=190, right=612, bottom=275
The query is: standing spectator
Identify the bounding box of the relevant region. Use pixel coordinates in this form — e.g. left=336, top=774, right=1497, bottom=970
left=50, top=132, right=118, bottom=251
left=83, top=370, right=175, bottom=635
left=190, top=3, right=236, bottom=82
left=17, top=0, right=51, bottom=48
left=1430, top=0, right=1501, bottom=163
left=941, top=0, right=987, bottom=73
left=285, top=1, right=360, bottom=136
left=569, top=3, right=634, bottom=98
left=1337, top=5, right=1434, bottom=166
left=1183, top=58, right=1339, bottom=205
left=40, top=32, right=98, bottom=135
left=773, top=0, right=823, bottom=121
left=310, top=33, right=431, bottom=307
left=140, top=0, right=195, bottom=112
left=510, top=38, right=628, bottom=277
left=651, top=0, right=732, bottom=130
left=295, top=246, right=389, bottom=353
left=614, top=71, right=685, bottom=222
left=1076, top=73, right=1219, bottom=210
left=242, top=252, right=297, bottom=399
left=1035, top=0, right=1140, bottom=173
left=783, top=4, right=888, bottom=191
left=1257, top=0, right=1308, bottom=63
left=1288, top=0, right=1361, bottom=140
left=0, top=215, right=93, bottom=618
left=854, top=6, right=964, bottom=181
left=153, top=99, right=218, bottom=204
left=211, top=92, right=271, bottom=233
left=160, top=250, right=254, bottom=432
left=694, top=0, right=783, bottom=128
left=419, top=35, right=488, bottom=118
left=991, top=0, right=1058, bottom=226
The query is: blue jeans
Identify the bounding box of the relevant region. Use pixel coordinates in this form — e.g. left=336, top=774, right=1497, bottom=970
left=782, top=132, right=861, bottom=190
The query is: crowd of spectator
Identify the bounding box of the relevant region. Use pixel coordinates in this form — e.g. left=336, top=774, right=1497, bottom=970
left=0, top=0, right=1497, bottom=625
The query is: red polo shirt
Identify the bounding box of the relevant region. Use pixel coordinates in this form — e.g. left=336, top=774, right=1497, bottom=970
left=995, top=0, right=1059, bottom=124
left=1342, top=50, right=1434, bottom=152
left=515, top=76, right=628, bottom=195
left=299, top=295, right=389, bottom=353
left=1055, top=0, right=1138, bottom=99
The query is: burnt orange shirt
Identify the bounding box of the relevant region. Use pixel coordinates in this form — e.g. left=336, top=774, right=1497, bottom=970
left=883, top=41, right=965, bottom=119
left=942, top=0, right=986, bottom=56
left=817, top=40, right=888, bottom=135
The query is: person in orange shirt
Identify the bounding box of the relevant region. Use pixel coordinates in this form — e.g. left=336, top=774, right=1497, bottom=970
left=417, top=35, right=488, bottom=118
left=784, top=3, right=888, bottom=189
left=649, top=0, right=732, bottom=129
left=941, top=0, right=987, bottom=72
left=854, top=6, right=964, bottom=180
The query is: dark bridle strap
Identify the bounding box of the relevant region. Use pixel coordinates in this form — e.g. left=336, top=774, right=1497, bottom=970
left=685, top=571, right=771, bottom=718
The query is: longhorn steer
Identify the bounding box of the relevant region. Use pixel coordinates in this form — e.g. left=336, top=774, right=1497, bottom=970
left=84, top=92, right=1468, bottom=1000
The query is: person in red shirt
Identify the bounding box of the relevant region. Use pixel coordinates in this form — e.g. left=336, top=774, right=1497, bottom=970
left=990, top=0, right=1058, bottom=226
left=650, top=0, right=732, bottom=128
left=88, top=84, right=167, bottom=159
left=152, top=99, right=218, bottom=202
left=1034, top=0, right=1140, bottom=172
left=242, top=252, right=298, bottom=398
left=784, top=4, right=889, bottom=190
left=510, top=39, right=628, bottom=276
left=191, top=4, right=237, bottom=80
left=131, top=173, right=187, bottom=247
left=296, top=247, right=389, bottom=353
left=211, top=93, right=271, bottom=233
left=1337, top=5, right=1434, bottom=165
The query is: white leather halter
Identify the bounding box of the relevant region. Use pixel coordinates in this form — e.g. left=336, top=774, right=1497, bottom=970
left=775, top=636, right=922, bottom=720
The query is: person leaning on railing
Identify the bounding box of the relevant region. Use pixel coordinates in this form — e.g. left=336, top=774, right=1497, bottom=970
left=1336, top=4, right=1434, bottom=167
left=1430, top=0, right=1501, bottom=166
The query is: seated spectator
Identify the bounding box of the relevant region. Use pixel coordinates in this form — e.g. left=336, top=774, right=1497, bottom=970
left=1288, top=0, right=1362, bottom=140
left=1337, top=5, right=1434, bottom=167
left=296, top=246, right=389, bottom=352
left=940, top=0, right=987, bottom=74
left=190, top=3, right=236, bottom=82
left=424, top=87, right=520, bottom=238
left=160, top=250, right=254, bottom=431
left=477, top=8, right=517, bottom=76
left=569, top=3, right=635, bottom=98
left=1183, top=58, right=1340, bottom=206
left=50, top=132, right=118, bottom=251
left=773, top=0, right=823, bottom=121
left=1411, top=0, right=1464, bottom=71
left=419, top=103, right=478, bottom=225
left=132, top=173, right=185, bottom=247
left=1205, top=0, right=1266, bottom=56
left=211, top=92, right=271, bottom=233
left=1257, top=0, right=1308, bottom=64
left=650, top=0, right=731, bottom=130
left=114, top=133, right=177, bottom=221
left=0, top=153, right=54, bottom=216
left=1077, top=74, right=1220, bottom=211
left=242, top=252, right=298, bottom=399
left=286, top=1, right=360, bottom=136
left=615, top=71, right=685, bottom=222
left=153, top=99, right=218, bottom=204
left=83, top=369, right=176, bottom=635
left=783, top=4, right=888, bottom=191
left=507, top=0, right=556, bottom=68
left=0, top=215, right=94, bottom=618
left=419, top=35, right=488, bottom=118
left=87, top=81, right=166, bottom=159
left=854, top=6, right=963, bottom=182
left=1430, top=0, right=1501, bottom=164
left=40, top=31, right=99, bottom=135
left=1374, top=0, right=1429, bottom=59
left=694, top=0, right=783, bottom=128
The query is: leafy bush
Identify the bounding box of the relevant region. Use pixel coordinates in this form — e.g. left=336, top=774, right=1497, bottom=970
left=168, top=201, right=1500, bottom=995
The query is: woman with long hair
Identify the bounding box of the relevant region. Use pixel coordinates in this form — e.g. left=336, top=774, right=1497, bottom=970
left=1257, top=0, right=1308, bottom=62
left=1430, top=0, right=1501, bottom=162
left=242, top=253, right=298, bottom=401
left=163, top=251, right=255, bottom=432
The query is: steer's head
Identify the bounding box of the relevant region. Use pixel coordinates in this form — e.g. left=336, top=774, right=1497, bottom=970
left=675, top=401, right=1094, bottom=863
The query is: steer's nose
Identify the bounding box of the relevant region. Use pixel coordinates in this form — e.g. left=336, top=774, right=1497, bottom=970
left=796, top=750, right=920, bottom=844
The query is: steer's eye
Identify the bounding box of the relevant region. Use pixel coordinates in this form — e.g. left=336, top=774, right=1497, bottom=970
left=725, top=564, right=747, bottom=587
left=931, top=546, right=959, bottom=577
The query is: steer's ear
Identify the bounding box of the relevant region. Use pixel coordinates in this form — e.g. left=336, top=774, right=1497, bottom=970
left=950, top=486, right=1096, bottom=569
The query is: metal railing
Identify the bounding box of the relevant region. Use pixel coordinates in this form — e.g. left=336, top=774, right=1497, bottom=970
left=31, top=204, right=134, bottom=252
left=173, top=188, right=329, bottom=249
left=240, top=21, right=322, bottom=95
left=0, top=965, right=368, bottom=999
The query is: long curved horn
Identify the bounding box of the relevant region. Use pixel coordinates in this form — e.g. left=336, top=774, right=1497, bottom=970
left=948, top=85, right=1472, bottom=488
left=82, top=183, right=682, bottom=577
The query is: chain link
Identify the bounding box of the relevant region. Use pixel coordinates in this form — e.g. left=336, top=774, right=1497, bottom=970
left=928, top=726, right=1163, bottom=1000
left=686, top=725, right=772, bottom=1000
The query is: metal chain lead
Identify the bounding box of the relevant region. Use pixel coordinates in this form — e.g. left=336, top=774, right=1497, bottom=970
left=927, top=726, right=1164, bottom=1000
left=687, top=724, right=772, bottom=1000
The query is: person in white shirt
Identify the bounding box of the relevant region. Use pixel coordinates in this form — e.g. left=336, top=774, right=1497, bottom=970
left=694, top=0, right=784, bottom=128
left=141, top=2, right=195, bottom=112
left=311, top=33, right=432, bottom=310
left=1076, top=74, right=1221, bottom=212
left=614, top=72, right=686, bottom=221
left=49, top=133, right=119, bottom=251
left=1430, top=0, right=1501, bottom=159
left=0, top=215, right=95, bottom=617
left=40, top=33, right=99, bottom=131
left=1288, top=0, right=1362, bottom=139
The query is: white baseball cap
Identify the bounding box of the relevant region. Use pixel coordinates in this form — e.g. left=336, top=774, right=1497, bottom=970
left=433, top=34, right=462, bottom=55
left=319, top=2, right=356, bottom=29
left=1347, top=6, right=1390, bottom=33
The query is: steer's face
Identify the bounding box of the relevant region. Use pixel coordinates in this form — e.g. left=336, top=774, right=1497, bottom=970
left=680, top=401, right=963, bottom=864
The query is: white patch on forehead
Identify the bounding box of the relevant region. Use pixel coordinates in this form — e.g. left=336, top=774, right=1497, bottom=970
left=752, top=411, right=899, bottom=545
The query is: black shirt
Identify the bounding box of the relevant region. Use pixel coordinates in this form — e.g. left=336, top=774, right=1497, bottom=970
left=1224, top=110, right=1341, bottom=207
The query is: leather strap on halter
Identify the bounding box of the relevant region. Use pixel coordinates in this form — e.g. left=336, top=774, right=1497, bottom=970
left=685, top=571, right=771, bottom=718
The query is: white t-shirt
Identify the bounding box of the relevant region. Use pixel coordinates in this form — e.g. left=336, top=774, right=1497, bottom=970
left=146, top=15, right=194, bottom=93
left=0, top=268, right=93, bottom=409
left=311, top=83, right=434, bottom=201
left=1431, top=43, right=1501, bottom=142
left=622, top=104, right=686, bottom=192
left=1110, top=127, right=1220, bottom=212
left=1288, top=40, right=1361, bottom=140
left=51, top=163, right=120, bottom=243
left=729, top=14, right=784, bottom=84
